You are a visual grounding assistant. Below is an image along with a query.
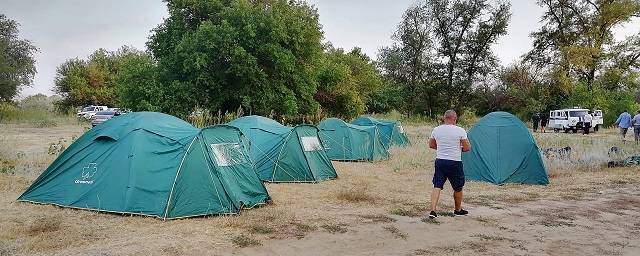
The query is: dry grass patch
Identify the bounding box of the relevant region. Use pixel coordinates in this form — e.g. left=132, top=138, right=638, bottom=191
left=389, top=202, right=426, bottom=217
left=383, top=225, right=408, bottom=239
left=320, top=223, right=348, bottom=234
left=26, top=216, right=61, bottom=235
left=420, top=218, right=440, bottom=225
left=335, top=189, right=377, bottom=203
left=470, top=233, right=512, bottom=242
left=358, top=214, right=396, bottom=223
left=231, top=234, right=261, bottom=248
left=249, top=225, right=275, bottom=234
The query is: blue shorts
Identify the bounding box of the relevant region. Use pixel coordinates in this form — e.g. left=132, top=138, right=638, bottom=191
left=433, top=159, right=465, bottom=192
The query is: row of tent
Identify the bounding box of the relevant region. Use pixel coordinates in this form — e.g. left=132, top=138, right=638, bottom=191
left=18, top=112, right=410, bottom=219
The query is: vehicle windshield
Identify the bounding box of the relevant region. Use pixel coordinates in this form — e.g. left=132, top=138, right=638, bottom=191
left=569, top=111, right=588, bottom=117
left=96, top=111, right=115, bottom=115
left=83, top=107, right=95, bottom=111
left=594, top=111, right=602, bottom=116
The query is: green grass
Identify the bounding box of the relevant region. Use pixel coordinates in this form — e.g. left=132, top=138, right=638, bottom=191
left=0, top=103, right=77, bottom=125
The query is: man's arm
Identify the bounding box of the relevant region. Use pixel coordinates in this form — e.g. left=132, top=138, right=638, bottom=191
left=429, top=138, right=437, bottom=150
left=461, top=139, right=471, bottom=152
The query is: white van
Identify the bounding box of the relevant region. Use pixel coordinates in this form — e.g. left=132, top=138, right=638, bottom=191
left=548, top=108, right=602, bottom=133
left=592, top=110, right=603, bottom=131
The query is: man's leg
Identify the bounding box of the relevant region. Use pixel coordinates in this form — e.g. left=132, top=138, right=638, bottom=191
left=430, top=188, right=442, bottom=212
left=453, top=190, right=463, bottom=211
left=429, top=160, right=446, bottom=217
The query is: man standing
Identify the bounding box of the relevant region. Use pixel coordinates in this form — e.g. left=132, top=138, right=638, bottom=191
left=531, top=112, right=541, bottom=132
left=615, top=110, right=632, bottom=143
left=632, top=110, right=640, bottom=144
left=428, top=110, right=471, bottom=219
left=582, top=111, right=592, bottom=135
left=540, top=112, right=548, bottom=133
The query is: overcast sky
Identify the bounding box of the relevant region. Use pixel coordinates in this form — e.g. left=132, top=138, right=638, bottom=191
left=2, top=0, right=639, bottom=97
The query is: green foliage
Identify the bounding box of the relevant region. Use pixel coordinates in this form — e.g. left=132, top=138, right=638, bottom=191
left=526, top=0, right=640, bottom=89
left=114, top=51, right=162, bottom=112
left=315, top=46, right=383, bottom=119
left=378, top=0, right=511, bottom=116
left=0, top=14, right=37, bottom=101
left=54, top=49, right=121, bottom=108
left=147, top=0, right=324, bottom=117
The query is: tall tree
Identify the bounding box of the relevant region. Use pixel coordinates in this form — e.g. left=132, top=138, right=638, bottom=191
left=53, top=47, right=141, bottom=108
left=429, top=0, right=511, bottom=110
left=525, top=0, right=640, bottom=90
left=147, top=0, right=324, bottom=117
left=316, top=46, right=384, bottom=119
left=0, top=14, right=37, bottom=101
left=378, top=0, right=511, bottom=115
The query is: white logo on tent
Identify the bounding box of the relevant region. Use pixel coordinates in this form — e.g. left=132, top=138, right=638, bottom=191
left=301, top=136, right=323, bottom=152
left=75, top=163, right=97, bottom=184
left=398, top=125, right=405, bottom=134
left=210, top=143, right=246, bottom=167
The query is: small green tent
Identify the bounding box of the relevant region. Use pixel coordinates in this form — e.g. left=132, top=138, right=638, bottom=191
left=318, top=118, right=389, bottom=161
left=228, top=116, right=337, bottom=183
left=18, top=112, right=270, bottom=219
left=462, top=112, right=549, bottom=185
left=352, top=117, right=410, bottom=149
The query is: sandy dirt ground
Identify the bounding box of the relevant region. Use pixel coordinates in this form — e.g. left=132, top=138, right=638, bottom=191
left=1, top=122, right=639, bottom=256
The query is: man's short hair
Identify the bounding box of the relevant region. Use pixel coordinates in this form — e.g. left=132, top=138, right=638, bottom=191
left=444, top=110, right=457, bottom=119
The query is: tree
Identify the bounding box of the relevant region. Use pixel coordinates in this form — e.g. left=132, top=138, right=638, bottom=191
left=315, top=46, right=384, bottom=119
left=0, top=14, right=37, bottom=101
left=378, top=3, right=444, bottom=115
left=54, top=47, right=142, bottom=109
left=147, top=0, right=324, bottom=117
left=429, top=0, right=511, bottom=110
left=114, top=50, right=162, bottom=112
left=525, top=0, right=640, bottom=90
left=378, top=0, right=511, bottom=116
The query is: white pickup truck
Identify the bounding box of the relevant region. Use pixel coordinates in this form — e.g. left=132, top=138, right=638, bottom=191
left=77, top=106, right=108, bottom=119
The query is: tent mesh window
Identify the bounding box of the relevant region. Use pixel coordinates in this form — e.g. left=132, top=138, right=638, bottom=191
left=300, top=136, right=323, bottom=152
left=210, top=143, right=247, bottom=166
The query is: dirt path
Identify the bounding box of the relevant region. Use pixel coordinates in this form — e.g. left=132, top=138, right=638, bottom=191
left=227, top=187, right=640, bottom=256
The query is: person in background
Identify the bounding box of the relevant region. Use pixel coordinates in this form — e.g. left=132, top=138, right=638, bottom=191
left=615, top=110, right=633, bottom=143
left=540, top=112, right=548, bottom=133
left=582, top=111, right=592, bottom=135
left=632, top=110, right=640, bottom=144
left=532, top=112, right=541, bottom=133
left=428, top=110, right=471, bottom=219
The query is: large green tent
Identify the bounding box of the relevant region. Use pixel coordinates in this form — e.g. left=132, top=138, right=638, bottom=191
left=18, top=112, right=270, bottom=219
left=318, top=118, right=389, bottom=161
left=352, top=117, right=410, bottom=149
left=228, top=116, right=337, bottom=183
left=462, top=112, right=549, bottom=185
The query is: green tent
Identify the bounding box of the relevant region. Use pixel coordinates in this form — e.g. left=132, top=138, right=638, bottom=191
left=318, top=118, right=389, bottom=161
left=352, top=117, right=410, bottom=149
left=462, top=112, right=549, bottom=185
left=228, top=116, right=337, bottom=183
left=18, top=112, right=270, bottom=219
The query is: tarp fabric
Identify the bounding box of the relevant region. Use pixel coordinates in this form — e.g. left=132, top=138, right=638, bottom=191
left=318, top=118, right=389, bottom=161
left=228, top=116, right=337, bottom=182
left=461, top=112, right=549, bottom=185
left=352, top=117, right=410, bottom=149
left=18, top=112, right=270, bottom=219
